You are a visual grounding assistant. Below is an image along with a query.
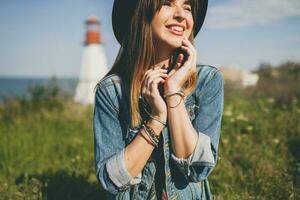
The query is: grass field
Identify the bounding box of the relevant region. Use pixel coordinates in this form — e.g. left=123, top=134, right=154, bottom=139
left=0, top=63, right=299, bottom=199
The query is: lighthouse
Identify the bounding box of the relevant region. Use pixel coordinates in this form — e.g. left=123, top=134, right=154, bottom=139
left=74, top=16, right=108, bottom=105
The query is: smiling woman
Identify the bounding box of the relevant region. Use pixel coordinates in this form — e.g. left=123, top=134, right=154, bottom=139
left=93, top=0, right=224, bottom=199
left=151, top=0, right=194, bottom=49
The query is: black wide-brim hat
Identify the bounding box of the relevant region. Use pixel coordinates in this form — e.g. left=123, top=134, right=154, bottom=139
left=112, top=0, right=208, bottom=45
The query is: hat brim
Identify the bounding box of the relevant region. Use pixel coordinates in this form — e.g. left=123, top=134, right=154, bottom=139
left=112, top=0, right=208, bottom=45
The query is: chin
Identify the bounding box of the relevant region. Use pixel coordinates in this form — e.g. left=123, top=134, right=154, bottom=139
left=164, top=38, right=182, bottom=49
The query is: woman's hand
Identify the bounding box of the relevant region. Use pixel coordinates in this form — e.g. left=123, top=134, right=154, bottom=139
left=141, top=68, right=168, bottom=122
left=164, top=36, right=197, bottom=92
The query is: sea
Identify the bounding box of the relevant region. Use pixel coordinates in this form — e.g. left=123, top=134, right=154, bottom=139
left=0, top=77, right=78, bottom=102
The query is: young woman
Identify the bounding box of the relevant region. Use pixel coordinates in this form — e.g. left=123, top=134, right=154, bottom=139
left=93, top=0, right=224, bottom=199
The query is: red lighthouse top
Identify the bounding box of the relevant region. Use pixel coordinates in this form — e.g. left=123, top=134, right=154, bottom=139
left=85, top=15, right=101, bottom=45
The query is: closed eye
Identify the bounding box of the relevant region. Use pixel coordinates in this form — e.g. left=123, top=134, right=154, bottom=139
left=162, top=0, right=171, bottom=6
left=184, top=6, right=192, bottom=12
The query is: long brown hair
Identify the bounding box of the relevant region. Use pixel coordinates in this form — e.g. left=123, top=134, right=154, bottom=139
left=106, top=0, right=199, bottom=126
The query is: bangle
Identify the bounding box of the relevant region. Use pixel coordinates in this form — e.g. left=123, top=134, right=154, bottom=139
left=168, top=97, right=183, bottom=108
left=149, top=115, right=167, bottom=126
left=142, top=102, right=167, bottom=126
left=163, top=89, right=185, bottom=99
left=164, top=89, right=185, bottom=108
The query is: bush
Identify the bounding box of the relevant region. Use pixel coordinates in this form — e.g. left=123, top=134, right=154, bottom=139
left=253, top=62, right=300, bottom=105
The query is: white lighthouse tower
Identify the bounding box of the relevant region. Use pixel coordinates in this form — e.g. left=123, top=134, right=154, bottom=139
left=74, top=16, right=108, bottom=105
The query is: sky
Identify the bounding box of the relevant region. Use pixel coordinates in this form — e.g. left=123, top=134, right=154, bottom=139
left=0, top=0, right=299, bottom=78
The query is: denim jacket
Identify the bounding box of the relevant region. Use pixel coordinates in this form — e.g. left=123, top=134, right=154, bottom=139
left=93, top=65, right=224, bottom=200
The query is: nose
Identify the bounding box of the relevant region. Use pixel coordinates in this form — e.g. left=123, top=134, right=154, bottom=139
left=173, top=6, right=186, bottom=21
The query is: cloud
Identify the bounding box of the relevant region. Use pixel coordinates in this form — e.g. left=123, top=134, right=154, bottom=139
left=206, top=0, right=300, bottom=28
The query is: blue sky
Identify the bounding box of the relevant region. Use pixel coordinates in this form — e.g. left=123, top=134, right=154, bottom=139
left=0, top=0, right=299, bottom=77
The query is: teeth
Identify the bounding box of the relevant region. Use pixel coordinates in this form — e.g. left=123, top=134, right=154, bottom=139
left=171, top=26, right=183, bottom=32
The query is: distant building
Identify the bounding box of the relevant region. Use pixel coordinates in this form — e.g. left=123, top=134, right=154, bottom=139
left=74, top=16, right=108, bottom=105
left=220, top=65, right=259, bottom=87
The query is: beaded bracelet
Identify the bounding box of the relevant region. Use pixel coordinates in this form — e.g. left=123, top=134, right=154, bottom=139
left=143, top=123, right=160, bottom=141
left=143, top=124, right=159, bottom=143
left=142, top=124, right=159, bottom=148
left=142, top=128, right=158, bottom=148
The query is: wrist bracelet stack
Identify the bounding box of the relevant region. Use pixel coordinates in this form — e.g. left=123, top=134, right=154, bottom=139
left=141, top=123, right=160, bottom=148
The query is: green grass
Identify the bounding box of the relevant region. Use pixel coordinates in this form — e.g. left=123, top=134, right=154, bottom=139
left=0, top=85, right=299, bottom=199
left=210, top=95, right=300, bottom=200
left=0, top=82, right=103, bottom=200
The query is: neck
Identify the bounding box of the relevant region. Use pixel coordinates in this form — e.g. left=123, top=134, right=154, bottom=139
left=154, top=46, right=174, bottom=69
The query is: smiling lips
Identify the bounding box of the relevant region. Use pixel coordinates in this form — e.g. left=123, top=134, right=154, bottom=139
left=166, top=24, right=185, bottom=36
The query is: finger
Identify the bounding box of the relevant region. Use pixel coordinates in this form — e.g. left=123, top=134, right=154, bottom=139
left=150, top=68, right=168, bottom=75
left=145, top=69, right=167, bottom=87
left=150, top=77, right=165, bottom=92
left=147, top=72, right=168, bottom=89
left=182, top=38, right=195, bottom=51
left=147, top=68, right=167, bottom=78
left=147, top=71, right=167, bottom=88
left=181, top=45, right=197, bottom=61
left=142, top=69, right=153, bottom=87
left=175, top=53, right=184, bottom=69
left=182, top=39, right=192, bottom=49
left=182, top=38, right=196, bottom=55
left=161, top=64, right=167, bottom=69
left=181, top=44, right=197, bottom=64
left=167, top=68, right=176, bottom=77
left=145, top=68, right=153, bottom=76
left=181, top=45, right=192, bottom=57
left=183, top=36, right=192, bottom=45
left=180, top=46, right=197, bottom=73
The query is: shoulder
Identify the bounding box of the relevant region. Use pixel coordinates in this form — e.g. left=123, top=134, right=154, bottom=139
left=196, top=64, right=223, bottom=83
left=94, top=73, right=125, bottom=98
left=95, top=73, right=122, bottom=89
left=193, top=64, right=224, bottom=97
left=94, top=73, right=123, bottom=113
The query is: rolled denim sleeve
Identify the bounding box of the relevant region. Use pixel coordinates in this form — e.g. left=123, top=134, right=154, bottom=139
left=171, top=67, right=224, bottom=182
left=171, top=131, right=215, bottom=176
left=106, top=149, right=142, bottom=188
left=93, top=82, right=141, bottom=195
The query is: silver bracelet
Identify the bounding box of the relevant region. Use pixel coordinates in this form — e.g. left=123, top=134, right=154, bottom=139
left=143, top=104, right=167, bottom=126
left=149, top=115, right=167, bottom=126
left=163, top=89, right=185, bottom=108
left=163, top=89, right=185, bottom=99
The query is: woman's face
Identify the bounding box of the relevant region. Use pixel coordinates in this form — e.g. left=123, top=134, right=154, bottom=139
left=151, top=0, right=194, bottom=50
